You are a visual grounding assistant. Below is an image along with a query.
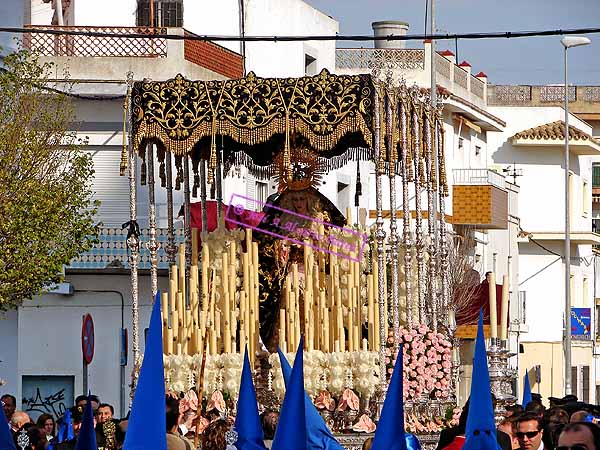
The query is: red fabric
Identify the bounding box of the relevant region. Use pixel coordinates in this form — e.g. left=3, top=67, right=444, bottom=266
left=456, top=279, right=508, bottom=328
left=189, top=201, right=265, bottom=231
left=442, top=436, right=465, bottom=450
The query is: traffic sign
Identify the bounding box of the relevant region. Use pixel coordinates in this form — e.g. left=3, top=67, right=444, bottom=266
left=82, top=314, right=95, bottom=364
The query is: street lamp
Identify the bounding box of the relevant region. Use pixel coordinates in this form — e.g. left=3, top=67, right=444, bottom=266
left=561, top=35, right=591, bottom=396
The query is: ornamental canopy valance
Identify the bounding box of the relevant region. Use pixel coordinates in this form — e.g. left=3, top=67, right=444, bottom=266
left=132, top=69, right=374, bottom=164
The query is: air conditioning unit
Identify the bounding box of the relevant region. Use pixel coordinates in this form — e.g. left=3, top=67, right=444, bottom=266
left=45, top=282, right=74, bottom=296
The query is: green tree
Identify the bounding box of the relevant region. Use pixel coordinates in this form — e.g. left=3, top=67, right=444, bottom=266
left=0, top=49, right=99, bottom=311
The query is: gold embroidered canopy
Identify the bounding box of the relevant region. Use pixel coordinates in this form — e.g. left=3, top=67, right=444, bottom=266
left=129, top=68, right=447, bottom=194
left=132, top=69, right=374, bottom=179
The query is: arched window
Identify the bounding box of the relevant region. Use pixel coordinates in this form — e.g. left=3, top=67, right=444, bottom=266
left=136, top=0, right=183, bottom=27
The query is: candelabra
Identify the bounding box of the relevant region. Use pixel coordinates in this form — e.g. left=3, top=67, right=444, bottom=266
left=487, top=338, right=517, bottom=422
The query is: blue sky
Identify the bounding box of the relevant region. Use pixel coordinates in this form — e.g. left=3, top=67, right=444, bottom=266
left=304, top=0, right=600, bottom=85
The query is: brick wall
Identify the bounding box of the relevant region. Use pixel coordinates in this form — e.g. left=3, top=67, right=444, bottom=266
left=184, top=34, right=244, bottom=79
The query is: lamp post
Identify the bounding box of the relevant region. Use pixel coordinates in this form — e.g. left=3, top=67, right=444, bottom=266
left=561, top=35, right=591, bottom=396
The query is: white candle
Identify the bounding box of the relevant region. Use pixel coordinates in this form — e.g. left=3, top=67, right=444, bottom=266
left=488, top=273, right=497, bottom=339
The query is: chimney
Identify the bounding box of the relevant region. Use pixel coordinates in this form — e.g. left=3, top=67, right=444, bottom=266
left=372, top=21, right=410, bottom=49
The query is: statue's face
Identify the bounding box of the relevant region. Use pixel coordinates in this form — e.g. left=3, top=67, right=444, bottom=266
left=291, top=195, right=308, bottom=214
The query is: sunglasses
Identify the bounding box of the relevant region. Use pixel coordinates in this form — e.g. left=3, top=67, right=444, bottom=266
left=516, top=431, right=540, bottom=439
left=556, top=447, right=587, bottom=450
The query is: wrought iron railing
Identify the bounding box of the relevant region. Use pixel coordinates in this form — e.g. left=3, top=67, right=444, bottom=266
left=69, top=227, right=184, bottom=270
left=453, top=168, right=506, bottom=190
left=23, top=25, right=168, bottom=57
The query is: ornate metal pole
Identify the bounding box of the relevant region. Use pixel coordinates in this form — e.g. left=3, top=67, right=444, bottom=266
left=437, top=120, right=449, bottom=311
left=200, top=158, right=208, bottom=233
left=183, top=156, right=193, bottom=305
left=125, top=72, right=141, bottom=401
left=374, top=87, right=388, bottom=401
left=424, top=111, right=438, bottom=333
left=216, top=143, right=223, bottom=223
left=146, top=142, right=159, bottom=298
left=400, top=96, right=414, bottom=328
left=165, top=151, right=177, bottom=265
left=386, top=89, right=401, bottom=351
left=412, top=104, right=426, bottom=324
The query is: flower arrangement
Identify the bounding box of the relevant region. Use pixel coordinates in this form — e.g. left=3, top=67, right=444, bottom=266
left=164, top=353, right=243, bottom=397
left=385, top=324, right=452, bottom=401
left=268, top=350, right=379, bottom=401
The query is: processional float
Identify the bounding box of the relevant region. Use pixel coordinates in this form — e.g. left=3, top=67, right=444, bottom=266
left=120, top=67, right=472, bottom=435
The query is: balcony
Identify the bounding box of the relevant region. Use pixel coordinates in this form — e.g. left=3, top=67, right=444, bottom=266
left=68, top=227, right=184, bottom=271
left=335, top=45, right=487, bottom=109
left=452, top=169, right=508, bottom=229
left=22, top=25, right=243, bottom=82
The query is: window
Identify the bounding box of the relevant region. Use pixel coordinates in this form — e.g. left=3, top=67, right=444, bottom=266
left=475, top=145, right=481, bottom=156
left=583, top=277, right=589, bottom=306
left=255, top=181, right=269, bottom=209
left=573, top=365, right=591, bottom=403
left=593, top=163, right=600, bottom=188
left=305, top=54, right=317, bottom=76
left=458, top=137, right=464, bottom=149
left=136, top=0, right=183, bottom=27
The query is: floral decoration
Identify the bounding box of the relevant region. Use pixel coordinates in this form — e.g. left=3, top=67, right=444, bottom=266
left=385, top=324, right=452, bottom=401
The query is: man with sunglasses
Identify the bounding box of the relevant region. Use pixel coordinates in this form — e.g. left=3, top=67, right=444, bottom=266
left=516, top=413, right=544, bottom=450
left=556, top=422, right=600, bottom=450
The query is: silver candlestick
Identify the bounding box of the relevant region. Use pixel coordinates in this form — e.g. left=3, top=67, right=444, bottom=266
left=487, top=338, right=517, bottom=422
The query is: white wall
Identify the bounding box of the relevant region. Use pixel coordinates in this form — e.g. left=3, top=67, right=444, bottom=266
left=0, top=0, right=29, bottom=55
left=73, top=0, right=137, bottom=27
left=16, top=273, right=165, bottom=417
left=0, top=310, right=19, bottom=398
left=184, top=0, right=338, bottom=78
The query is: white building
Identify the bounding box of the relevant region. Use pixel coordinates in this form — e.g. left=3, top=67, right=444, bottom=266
left=488, top=105, right=600, bottom=403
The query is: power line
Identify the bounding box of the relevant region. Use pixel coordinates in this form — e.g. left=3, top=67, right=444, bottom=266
left=1, top=26, right=599, bottom=43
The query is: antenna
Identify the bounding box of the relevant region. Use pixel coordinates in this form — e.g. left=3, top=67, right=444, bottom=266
left=502, top=163, right=523, bottom=185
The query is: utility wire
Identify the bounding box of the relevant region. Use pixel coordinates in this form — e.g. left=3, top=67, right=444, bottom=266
left=1, top=26, right=599, bottom=43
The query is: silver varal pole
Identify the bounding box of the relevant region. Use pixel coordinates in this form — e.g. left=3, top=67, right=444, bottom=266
left=165, top=151, right=177, bottom=265
left=386, top=88, right=401, bottom=351
left=412, top=105, right=426, bottom=324
left=146, top=142, right=159, bottom=298
left=400, top=97, right=414, bottom=327
left=424, top=112, right=438, bottom=332
left=125, top=71, right=141, bottom=401
left=374, top=88, right=388, bottom=404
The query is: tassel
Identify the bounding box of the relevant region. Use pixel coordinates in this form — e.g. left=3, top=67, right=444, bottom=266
left=208, top=137, right=217, bottom=185
left=140, top=147, right=147, bottom=186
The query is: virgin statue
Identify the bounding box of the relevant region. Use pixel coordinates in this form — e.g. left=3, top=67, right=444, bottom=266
left=253, top=152, right=346, bottom=352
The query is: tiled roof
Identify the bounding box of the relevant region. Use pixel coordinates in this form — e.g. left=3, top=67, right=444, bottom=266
left=512, top=120, right=599, bottom=145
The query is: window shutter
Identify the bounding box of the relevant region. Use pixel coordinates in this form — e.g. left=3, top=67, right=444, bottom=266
left=246, top=174, right=256, bottom=210
left=583, top=366, right=590, bottom=403
left=572, top=366, right=579, bottom=398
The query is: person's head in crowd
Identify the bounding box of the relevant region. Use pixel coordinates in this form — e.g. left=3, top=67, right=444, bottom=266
left=1, top=394, right=16, bottom=421
left=516, top=413, right=544, bottom=450
left=362, top=437, right=373, bottom=450
left=165, top=396, right=181, bottom=433
left=505, top=404, right=524, bottom=418
left=542, top=422, right=565, bottom=450
left=526, top=401, right=546, bottom=418
left=558, top=422, right=600, bottom=450
left=545, top=408, right=570, bottom=426
left=260, top=409, right=279, bottom=441
left=570, top=410, right=590, bottom=424
left=201, top=419, right=230, bottom=450
left=532, top=393, right=543, bottom=404
left=498, top=418, right=519, bottom=450
left=97, top=403, right=114, bottom=424
left=75, top=395, right=100, bottom=411
left=36, top=413, right=55, bottom=437
left=70, top=405, right=84, bottom=436
left=10, top=411, right=31, bottom=432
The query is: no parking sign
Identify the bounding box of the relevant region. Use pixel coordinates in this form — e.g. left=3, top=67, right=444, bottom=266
left=82, top=314, right=95, bottom=364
